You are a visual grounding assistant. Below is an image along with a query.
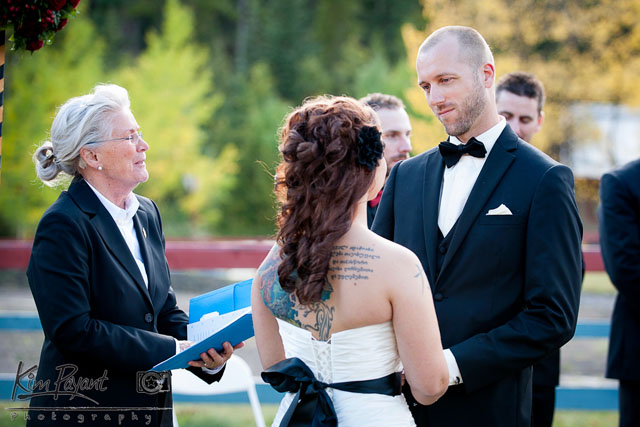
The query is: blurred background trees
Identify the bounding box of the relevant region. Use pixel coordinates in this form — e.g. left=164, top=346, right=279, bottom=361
left=1, top=0, right=638, bottom=238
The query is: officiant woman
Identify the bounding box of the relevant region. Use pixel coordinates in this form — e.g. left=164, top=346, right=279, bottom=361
left=26, top=84, right=238, bottom=426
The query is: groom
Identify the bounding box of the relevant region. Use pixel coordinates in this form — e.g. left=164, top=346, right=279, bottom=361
left=372, top=26, right=583, bottom=426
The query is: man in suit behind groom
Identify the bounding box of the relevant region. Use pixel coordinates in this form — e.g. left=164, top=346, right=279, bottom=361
left=372, top=26, right=583, bottom=426
left=598, top=159, right=640, bottom=427
left=359, top=92, right=413, bottom=227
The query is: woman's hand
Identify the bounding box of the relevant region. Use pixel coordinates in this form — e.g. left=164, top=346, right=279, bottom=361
left=187, top=341, right=245, bottom=370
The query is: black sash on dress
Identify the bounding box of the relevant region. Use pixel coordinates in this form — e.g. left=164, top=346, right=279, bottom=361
left=262, top=357, right=403, bottom=427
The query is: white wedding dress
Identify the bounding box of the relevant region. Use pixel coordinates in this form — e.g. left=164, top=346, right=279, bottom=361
left=271, top=319, right=416, bottom=426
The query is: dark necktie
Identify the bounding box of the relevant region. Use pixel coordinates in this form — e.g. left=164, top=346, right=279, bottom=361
left=438, top=137, right=487, bottom=168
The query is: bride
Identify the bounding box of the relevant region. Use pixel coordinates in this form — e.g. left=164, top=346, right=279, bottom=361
left=251, top=96, right=448, bottom=426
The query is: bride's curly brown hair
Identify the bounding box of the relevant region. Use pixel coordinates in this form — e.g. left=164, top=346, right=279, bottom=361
left=275, top=96, right=381, bottom=304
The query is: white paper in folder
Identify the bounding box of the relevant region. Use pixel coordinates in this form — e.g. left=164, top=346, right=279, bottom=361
left=187, top=306, right=252, bottom=343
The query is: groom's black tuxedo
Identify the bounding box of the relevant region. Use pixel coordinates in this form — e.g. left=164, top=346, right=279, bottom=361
left=373, top=125, right=583, bottom=427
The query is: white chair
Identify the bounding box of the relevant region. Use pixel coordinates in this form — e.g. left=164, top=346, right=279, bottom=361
left=171, top=355, right=266, bottom=427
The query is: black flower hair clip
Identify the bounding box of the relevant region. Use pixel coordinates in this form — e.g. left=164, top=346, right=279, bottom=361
left=356, top=126, right=384, bottom=171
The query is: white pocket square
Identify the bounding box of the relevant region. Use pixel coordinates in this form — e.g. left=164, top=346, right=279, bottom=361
left=486, top=204, right=512, bottom=216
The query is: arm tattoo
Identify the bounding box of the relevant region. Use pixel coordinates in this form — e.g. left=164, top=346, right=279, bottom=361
left=259, top=246, right=299, bottom=321
left=414, top=264, right=425, bottom=294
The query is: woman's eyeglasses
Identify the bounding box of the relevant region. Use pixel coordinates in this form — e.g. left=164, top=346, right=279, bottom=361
left=86, top=131, right=143, bottom=145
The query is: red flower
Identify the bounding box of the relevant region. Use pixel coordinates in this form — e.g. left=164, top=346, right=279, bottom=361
left=4, top=0, right=79, bottom=51
left=15, top=19, right=42, bottom=38
left=49, top=0, right=67, bottom=11
left=26, top=39, right=44, bottom=51
left=56, top=18, right=68, bottom=30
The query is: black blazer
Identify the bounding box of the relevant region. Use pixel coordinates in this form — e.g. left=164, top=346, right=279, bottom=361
left=26, top=178, right=223, bottom=426
left=367, top=202, right=378, bottom=229
left=598, top=159, right=640, bottom=382
left=373, top=125, right=583, bottom=427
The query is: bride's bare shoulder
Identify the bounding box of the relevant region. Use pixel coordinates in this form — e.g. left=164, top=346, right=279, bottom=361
left=366, top=233, right=424, bottom=284
left=371, top=233, right=420, bottom=263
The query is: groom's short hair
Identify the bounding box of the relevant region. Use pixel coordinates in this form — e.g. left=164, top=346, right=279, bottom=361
left=418, top=26, right=494, bottom=71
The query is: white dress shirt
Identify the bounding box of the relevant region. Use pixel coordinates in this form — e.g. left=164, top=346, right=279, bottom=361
left=86, top=181, right=149, bottom=287
left=438, top=117, right=506, bottom=237
left=437, top=118, right=507, bottom=385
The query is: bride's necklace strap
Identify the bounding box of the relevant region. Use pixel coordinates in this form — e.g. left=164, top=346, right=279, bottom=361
left=262, top=357, right=402, bottom=426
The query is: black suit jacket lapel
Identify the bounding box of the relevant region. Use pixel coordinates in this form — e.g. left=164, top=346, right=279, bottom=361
left=68, top=178, right=153, bottom=307
left=422, top=151, right=445, bottom=284
left=438, top=127, right=518, bottom=280
left=133, top=209, right=155, bottom=300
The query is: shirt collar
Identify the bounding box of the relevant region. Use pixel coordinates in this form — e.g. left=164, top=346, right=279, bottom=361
left=85, top=180, right=139, bottom=225
left=450, top=116, right=506, bottom=156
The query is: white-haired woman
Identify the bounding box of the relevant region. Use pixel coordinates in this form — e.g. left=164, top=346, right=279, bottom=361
left=27, top=84, right=240, bottom=426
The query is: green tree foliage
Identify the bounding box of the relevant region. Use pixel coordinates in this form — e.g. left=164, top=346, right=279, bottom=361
left=85, top=0, right=165, bottom=67
left=85, top=0, right=425, bottom=103
left=253, top=0, right=317, bottom=101
left=191, top=0, right=425, bottom=235
left=351, top=51, right=413, bottom=100
left=0, top=0, right=238, bottom=237
left=0, top=16, right=106, bottom=237
left=11, top=0, right=639, bottom=237
left=5, top=0, right=639, bottom=238
left=115, top=0, right=238, bottom=236
left=247, top=0, right=424, bottom=102
left=1, top=0, right=426, bottom=237
left=212, top=64, right=289, bottom=236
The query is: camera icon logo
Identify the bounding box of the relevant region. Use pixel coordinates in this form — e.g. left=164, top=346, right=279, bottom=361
left=136, top=371, right=171, bottom=395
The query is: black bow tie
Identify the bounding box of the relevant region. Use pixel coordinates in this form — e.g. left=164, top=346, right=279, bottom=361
left=438, top=137, right=487, bottom=168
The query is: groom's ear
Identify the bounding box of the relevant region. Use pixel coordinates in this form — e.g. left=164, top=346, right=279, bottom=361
left=482, top=63, right=496, bottom=89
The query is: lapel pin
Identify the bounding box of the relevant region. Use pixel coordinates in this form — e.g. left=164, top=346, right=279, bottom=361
left=142, top=228, right=147, bottom=239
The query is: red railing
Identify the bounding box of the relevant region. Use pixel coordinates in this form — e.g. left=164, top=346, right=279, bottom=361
left=0, top=239, right=605, bottom=271
left=0, top=239, right=273, bottom=270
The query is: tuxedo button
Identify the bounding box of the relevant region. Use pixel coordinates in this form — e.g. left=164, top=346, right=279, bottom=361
left=144, top=313, right=154, bottom=323
left=439, top=245, right=447, bottom=254
left=434, top=293, right=444, bottom=301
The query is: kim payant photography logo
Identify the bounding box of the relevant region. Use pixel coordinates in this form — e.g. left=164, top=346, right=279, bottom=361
left=4, top=361, right=172, bottom=424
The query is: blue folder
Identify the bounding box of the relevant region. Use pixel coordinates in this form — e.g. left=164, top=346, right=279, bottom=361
left=189, top=278, right=253, bottom=322
left=150, top=279, right=254, bottom=372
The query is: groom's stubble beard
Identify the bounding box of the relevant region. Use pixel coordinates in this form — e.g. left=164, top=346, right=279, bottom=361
left=440, top=73, right=487, bottom=138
